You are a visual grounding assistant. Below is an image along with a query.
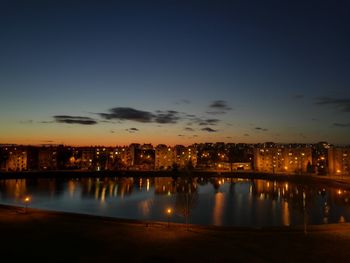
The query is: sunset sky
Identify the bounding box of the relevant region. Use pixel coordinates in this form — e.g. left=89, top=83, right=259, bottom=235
left=1, top=0, right=350, bottom=146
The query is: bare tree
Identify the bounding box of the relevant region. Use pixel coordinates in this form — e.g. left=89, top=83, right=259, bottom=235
left=175, top=178, right=198, bottom=229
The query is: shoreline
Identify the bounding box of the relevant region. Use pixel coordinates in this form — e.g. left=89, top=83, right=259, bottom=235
left=1, top=203, right=350, bottom=262
left=1, top=169, right=350, bottom=189
left=1, top=203, right=349, bottom=233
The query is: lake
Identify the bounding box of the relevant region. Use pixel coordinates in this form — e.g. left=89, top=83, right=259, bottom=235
left=0, top=176, right=349, bottom=227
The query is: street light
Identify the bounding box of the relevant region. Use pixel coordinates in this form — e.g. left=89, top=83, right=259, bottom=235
left=166, top=208, right=172, bottom=228
left=24, top=196, right=31, bottom=214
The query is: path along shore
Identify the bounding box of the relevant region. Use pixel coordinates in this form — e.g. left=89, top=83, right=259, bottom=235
left=1, top=204, right=350, bottom=263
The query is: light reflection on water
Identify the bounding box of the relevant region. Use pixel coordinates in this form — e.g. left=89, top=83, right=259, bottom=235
left=0, top=176, right=350, bottom=227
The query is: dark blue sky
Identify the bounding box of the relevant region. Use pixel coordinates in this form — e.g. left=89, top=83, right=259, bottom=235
left=1, top=0, right=350, bottom=145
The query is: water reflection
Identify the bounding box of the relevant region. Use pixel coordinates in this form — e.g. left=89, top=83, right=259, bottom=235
left=174, top=178, right=198, bottom=226
left=213, top=192, right=225, bottom=225
left=1, top=177, right=350, bottom=227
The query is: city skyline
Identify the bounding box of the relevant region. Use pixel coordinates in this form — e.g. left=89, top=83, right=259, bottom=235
left=1, top=0, right=350, bottom=146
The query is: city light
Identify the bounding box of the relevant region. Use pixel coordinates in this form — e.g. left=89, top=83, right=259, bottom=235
left=166, top=208, right=173, bottom=228
left=24, top=196, right=31, bottom=213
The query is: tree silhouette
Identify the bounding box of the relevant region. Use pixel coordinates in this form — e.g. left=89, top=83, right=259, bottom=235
left=175, top=178, right=198, bottom=229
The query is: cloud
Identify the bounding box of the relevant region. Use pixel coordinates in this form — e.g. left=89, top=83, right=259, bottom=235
left=99, top=107, right=180, bottom=124
left=244, top=133, right=250, bottom=136
left=186, top=115, right=221, bottom=126
left=154, top=110, right=180, bottom=124
left=99, top=107, right=153, bottom=122
left=178, top=134, right=185, bottom=137
left=316, top=97, right=350, bottom=112
left=40, top=121, right=55, bottom=124
left=198, top=118, right=220, bottom=126
left=255, top=127, right=268, bottom=131
left=54, top=115, right=97, bottom=125
left=99, top=106, right=221, bottom=126
left=210, top=100, right=232, bottom=110
left=201, top=127, right=217, bottom=132
left=126, top=127, right=139, bottom=133
left=333, top=123, right=350, bottom=128
left=184, top=127, right=194, bottom=131
left=207, top=100, right=232, bottom=115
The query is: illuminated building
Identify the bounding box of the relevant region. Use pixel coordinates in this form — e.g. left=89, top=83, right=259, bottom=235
left=81, top=146, right=124, bottom=171
left=313, top=142, right=331, bottom=175
left=27, top=146, right=39, bottom=170
left=38, top=146, right=58, bottom=170
left=155, top=144, right=175, bottom=170
left=0, top=146, right=27, bottom=171
left=254, top=146, right=312, bottom=174
left=328, top=147, right=350, bottom=176
left=130, top=144, right=155, bottom=170
left=174, top=145, right=197, bottom=169
left=196, top=143, right=216, bottom=169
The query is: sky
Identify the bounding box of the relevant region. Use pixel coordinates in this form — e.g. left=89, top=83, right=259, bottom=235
left=1, top=0, right=350, bottom=146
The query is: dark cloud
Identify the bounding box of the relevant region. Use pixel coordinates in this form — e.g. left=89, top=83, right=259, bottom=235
left=154, top=110, right=180, bottom=124
left=201, top=127, right=217, bottom=132
left=54, top=115, right=97, bottom=125
left=316, top=97, right=350, bottom=112
left=40, top=121, right=54, bottom=124
left=207, top=100, right=232, bottom=115
left=99, top=107, right=153, bottom=122
left=99, top=107, right=180, bottom=124
left=110, top=130, right=115, bottom=133
left=126, top=127, right=139, bottom=133
left=184, top=127, right=194, bottom=131
left=198, top=118, right=220, bottom=126
left=178, top=134, right=185, bottom=137
left=244, top=133, right=250, bottom=136
left=210, top=100, right=232, bottom=110
left=333, top=123, right=350, bottom=128
left=187, top=116, right=220, bottom=126
left=255, top=127, right=268, bottom=131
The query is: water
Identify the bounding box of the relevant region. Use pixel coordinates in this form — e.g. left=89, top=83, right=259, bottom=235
left=0, top=176, right=349, bottom=227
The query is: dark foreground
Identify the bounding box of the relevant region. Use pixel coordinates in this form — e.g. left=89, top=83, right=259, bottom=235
left=1, top=205, right=350, bottom=263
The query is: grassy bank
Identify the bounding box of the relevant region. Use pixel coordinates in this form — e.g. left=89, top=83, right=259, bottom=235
left=1, top=204, right=350, bottom=262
